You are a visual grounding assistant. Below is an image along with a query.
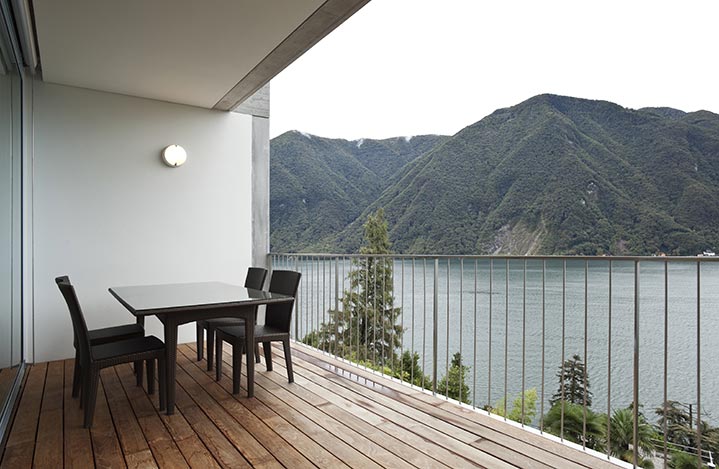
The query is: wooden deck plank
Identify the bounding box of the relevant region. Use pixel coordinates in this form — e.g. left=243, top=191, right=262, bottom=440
left=173, top=352, right=315, bottom=469
left=100, top=367, right=157, bottom=468
left=277, top=347, right=515, bottom=468
left=137, top=366, right=224, bottom=469
left=295, top=344, right=617, bottom=469
left=223, top=354, right=418, bottom=469
left=171, top=360, right=281, bottom=469
left=112, top=365, right=190, bottom=469
left=90, top=377, right=127, bottom=469
left=33, top=361, right=64, bottom=469
left=61, top=360, right=95, bottom=469
left=3, top=346, right=623, bottom=469
left=0, top=362, right=47, bottom=469
left=178, top=345, right=380, bottom=469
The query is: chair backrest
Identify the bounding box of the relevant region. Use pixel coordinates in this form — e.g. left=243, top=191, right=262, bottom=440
left=244, top=267, right=268, bottom=290
left=55, top=276, right=92, bottom=363
left=265, top=270, right=301, bottom=333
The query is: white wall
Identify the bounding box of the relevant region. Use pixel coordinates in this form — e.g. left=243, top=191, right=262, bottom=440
left=31, top=82, right=254, bottom=362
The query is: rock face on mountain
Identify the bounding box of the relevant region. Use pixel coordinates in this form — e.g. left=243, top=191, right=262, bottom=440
left=271, top=95, right=719, bottom=255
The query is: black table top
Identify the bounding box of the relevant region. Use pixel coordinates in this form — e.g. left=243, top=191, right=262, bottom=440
left=109, top=281, right=293, bottom=316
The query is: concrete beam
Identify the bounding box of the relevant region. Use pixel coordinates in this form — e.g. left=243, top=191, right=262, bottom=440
left=213, top=0, right=370, bottom=111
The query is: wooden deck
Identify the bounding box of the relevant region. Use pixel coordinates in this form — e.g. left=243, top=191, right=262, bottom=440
left=0, top=342, right=621, bottom=468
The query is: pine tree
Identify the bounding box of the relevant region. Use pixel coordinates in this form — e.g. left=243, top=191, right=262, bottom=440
left=305, top=208, right=402, bottom=366
left=437, top=352, right=471, bottom=404
left=550, top=354, right=592, bottom=407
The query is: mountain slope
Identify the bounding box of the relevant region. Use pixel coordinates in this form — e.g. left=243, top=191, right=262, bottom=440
left=325, top=95, right=719, bottom=255
left=270, top=131, right=448, bottom=251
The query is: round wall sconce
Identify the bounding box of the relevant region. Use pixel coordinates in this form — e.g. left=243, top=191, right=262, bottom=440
left=161, top=144, right=187, bottom=167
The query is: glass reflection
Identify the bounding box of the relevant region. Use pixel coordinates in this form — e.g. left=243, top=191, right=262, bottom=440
left=0, top=5, right=22, bottom=415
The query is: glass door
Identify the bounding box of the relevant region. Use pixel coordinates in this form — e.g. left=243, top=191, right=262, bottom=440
left=0, top=0, right=23, bottom=429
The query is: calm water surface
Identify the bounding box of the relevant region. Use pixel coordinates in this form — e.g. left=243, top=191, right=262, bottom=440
left=285, top=258, right=719, bottom=425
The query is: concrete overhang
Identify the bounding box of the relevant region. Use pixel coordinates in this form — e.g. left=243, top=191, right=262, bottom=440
left=31, top=0, right=369, bottom=110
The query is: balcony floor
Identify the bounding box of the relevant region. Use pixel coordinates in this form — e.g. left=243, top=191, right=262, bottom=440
left=1, top=343, right=620, bottom=468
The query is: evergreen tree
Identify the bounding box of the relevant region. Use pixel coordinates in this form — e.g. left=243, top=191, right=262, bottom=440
left=304, top=208, right=402, bottom=366
left=550, top=354, right=592, bottom=407
left=437, top=352, right=471, bottom=404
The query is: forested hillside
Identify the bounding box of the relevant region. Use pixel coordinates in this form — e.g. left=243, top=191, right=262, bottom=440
left=271, top=95, right=719, bottom=255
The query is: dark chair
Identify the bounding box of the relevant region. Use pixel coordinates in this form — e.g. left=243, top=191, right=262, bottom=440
left=196, top=267, right=267, bottom=371
left=215, top=270, right=301, bottom=393
left=56, top=276, right=146, bottom=398
left=56, top=276, right=166, bottom=428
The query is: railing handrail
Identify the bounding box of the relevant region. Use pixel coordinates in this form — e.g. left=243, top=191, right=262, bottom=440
left=270, top=252, right=719, bottom=262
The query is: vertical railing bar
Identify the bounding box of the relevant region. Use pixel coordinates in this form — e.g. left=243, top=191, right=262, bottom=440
left=473, top=258, right=478, bottom=409
left=295, top=255, right=300, bottom=340
left=446, top=258, right=450, bottom=399
left=400, top=259, right=405, bottom=383
left=373, top=259, right=377, bottom=366
left=334, top=257, right=339, bottom=358
left=607, top=260, right=612, bottom=459
left=433, top=258, right=438, bottom=395
left=365, top=256, right=369, bottom=366
left=384, top=256, right=389, bottom=375
left=521, top=258, right=526, bottom=426
left=560, top=259, right=566, bottom=441
left=632, top=260, right=640, bottom=469
left=310, top=256, right=314, bottom=341
left=488, top=258, right=493, bottom=414
left=412, top=258, right=416, bottom=387
left=422, top=259, right=427, bottom=391
left=663, top=260, right=668, bottom=468
left=582, top=259, right=588, bottom=450
left=504, top=258, right=509, bottom=419
left=540, top=259, right=546, bottom=433
left=323, top=256, right=327, bottom=355
left=696, top=261, right=702, bottom=466
left=460, top=258, right=464, bottom=404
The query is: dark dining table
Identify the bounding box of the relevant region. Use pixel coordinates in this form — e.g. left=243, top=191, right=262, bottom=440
left=108, top=281, right=294, bottom=414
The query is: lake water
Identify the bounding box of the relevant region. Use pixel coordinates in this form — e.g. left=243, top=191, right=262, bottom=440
left=280, top=257, right=719, bottom=426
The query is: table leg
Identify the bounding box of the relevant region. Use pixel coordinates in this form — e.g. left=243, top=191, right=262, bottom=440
left=163, top=317, right=178, bottom=414
left=245, top=309, right=255, bottom=398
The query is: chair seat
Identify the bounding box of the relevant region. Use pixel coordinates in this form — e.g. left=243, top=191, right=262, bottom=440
left=216, top=324, right=286, bottom=341
left=88, top=323, right=144, bottom=345
left=199, top=317, right=246, bottom=328
left=92, top=335, right=165, bottom=361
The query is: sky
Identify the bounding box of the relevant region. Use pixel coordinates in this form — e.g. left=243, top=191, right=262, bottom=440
left=270, top=0, right=719, bottom=140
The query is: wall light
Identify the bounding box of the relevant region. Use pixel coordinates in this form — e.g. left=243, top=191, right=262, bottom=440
left=161, top=144, right=187, bottom=167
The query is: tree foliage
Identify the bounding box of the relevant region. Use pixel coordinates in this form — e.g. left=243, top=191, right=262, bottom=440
left=493, top=388, right=538, bottom=425
left=550, top=354, right=592, bottom=407
left=437, top=352, right=471, bottom=404
left=303, top=209, right=402, bottom=366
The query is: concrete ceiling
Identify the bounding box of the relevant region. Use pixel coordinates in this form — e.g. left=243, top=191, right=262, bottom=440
left=32, top=0, right=369, bottom=110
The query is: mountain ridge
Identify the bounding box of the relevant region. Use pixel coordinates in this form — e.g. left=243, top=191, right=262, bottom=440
left=271, top=94, right=719, bottom=255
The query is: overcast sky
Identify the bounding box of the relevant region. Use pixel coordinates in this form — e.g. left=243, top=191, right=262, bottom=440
left=270, top=0, right=719, bottom=140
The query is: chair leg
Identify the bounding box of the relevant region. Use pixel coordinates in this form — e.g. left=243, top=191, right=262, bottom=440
left=146, top=359, right=155, bottom=395
left=133, top=360, right=141, bottom=377
left=215, top=334, right=223, bottom=382
left=135, top=359, right=144, bottom=387
left=83, top=367, right=100, bottom=428
left=283, top=339, right=294, bottom=383
left=263, top=342, right=273, bottom=371
left=232, top=342, right=242, bottom=394
left=206, top=325, right=215, bottom=371
left=158, top=357, right=166, bottom=412
left=255, top=344, right=261, bottom=363
left=72, top=350, right=82, bottom=398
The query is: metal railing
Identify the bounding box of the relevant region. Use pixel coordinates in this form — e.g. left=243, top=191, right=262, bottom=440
left=270, top=253, right=719, bottom=468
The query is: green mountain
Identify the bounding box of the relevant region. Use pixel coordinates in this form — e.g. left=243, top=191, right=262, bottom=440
left=272, top=95, right=719, bottom=255
left=270, top=131, right=448, bottom=252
